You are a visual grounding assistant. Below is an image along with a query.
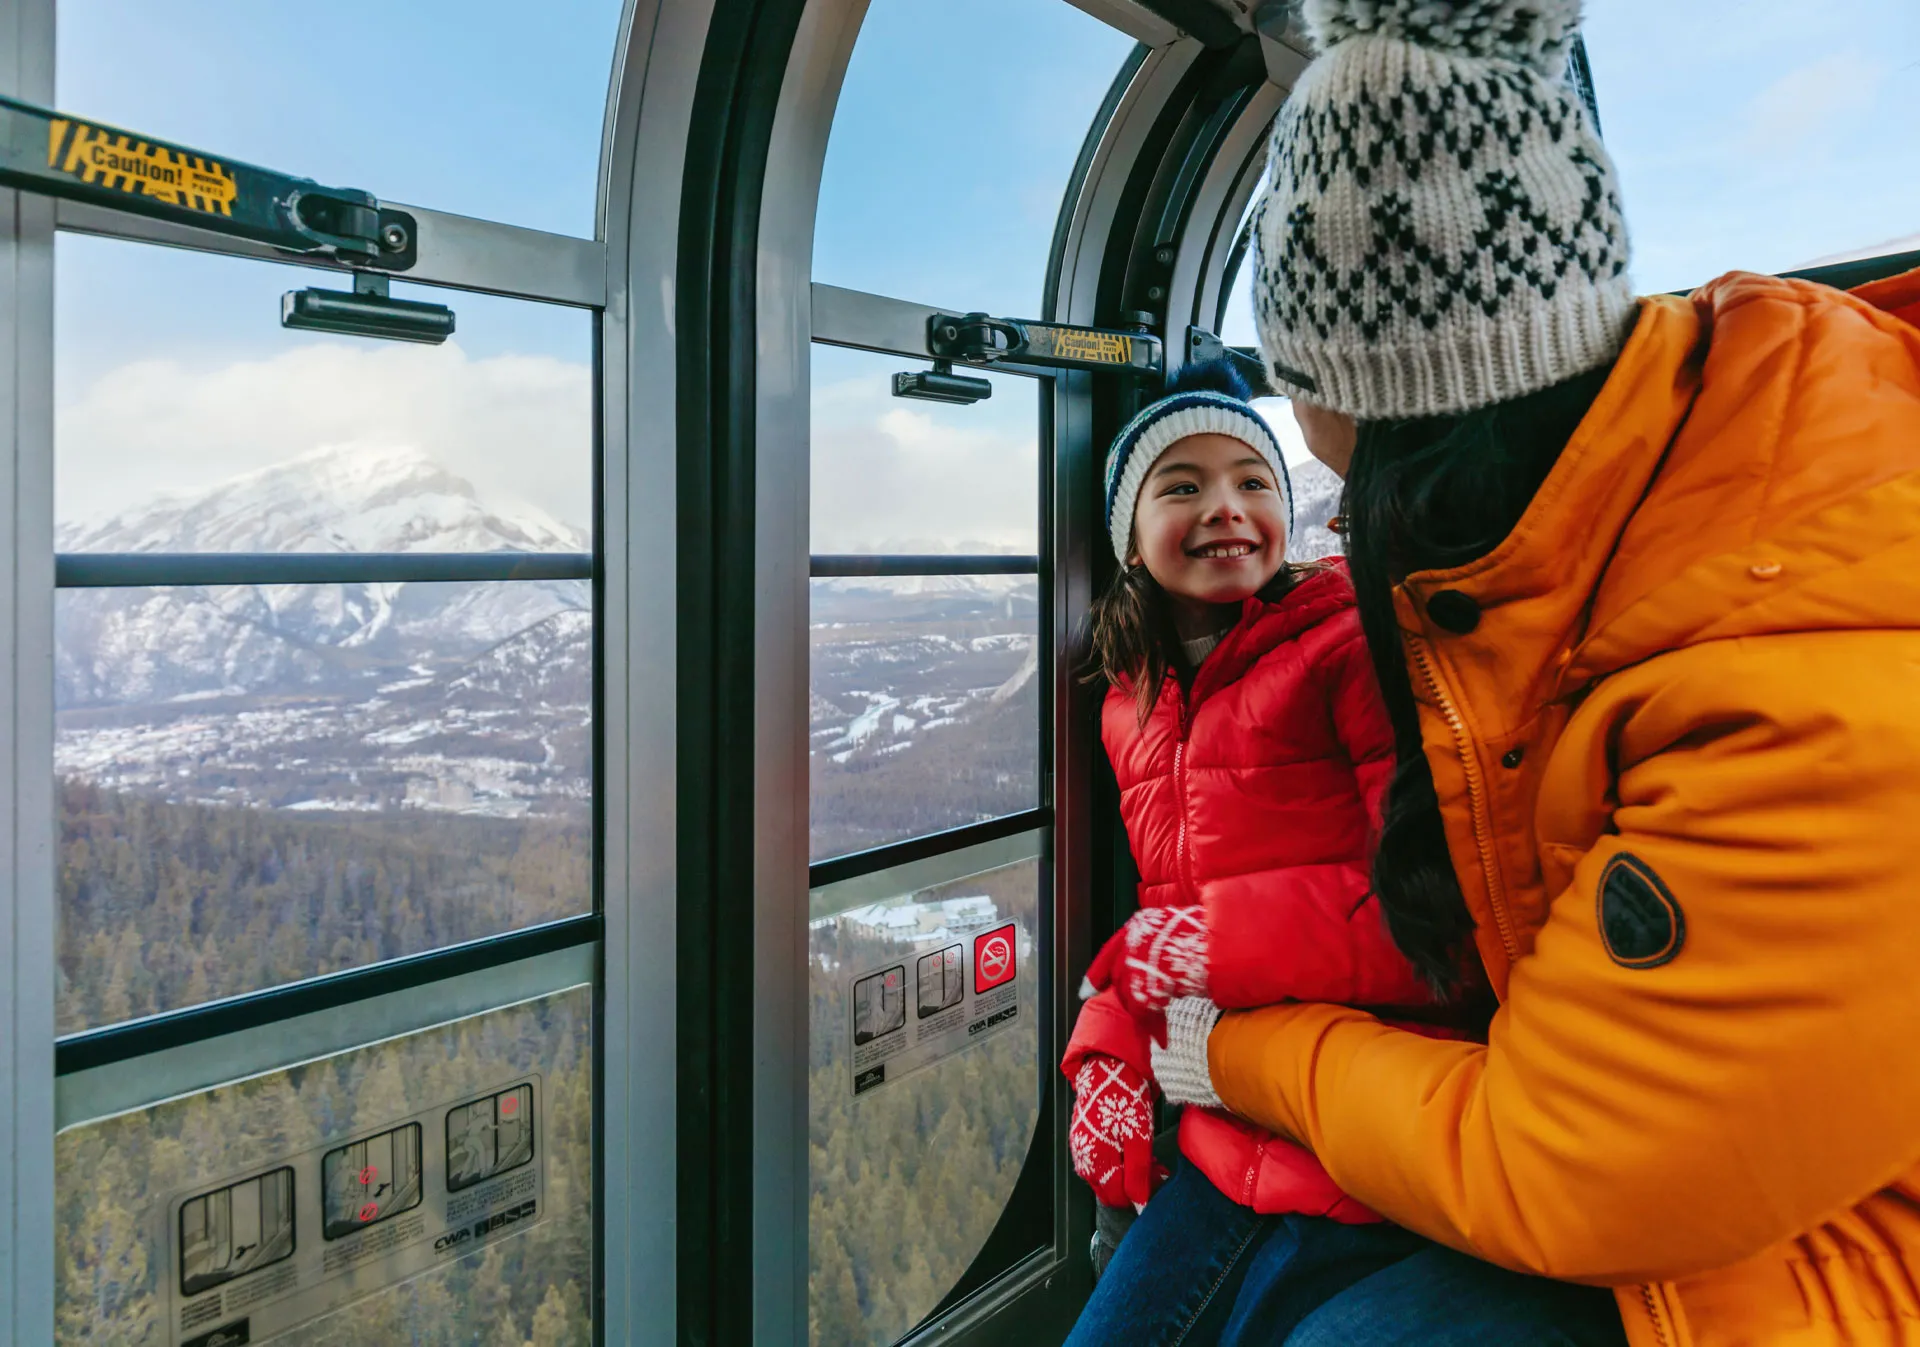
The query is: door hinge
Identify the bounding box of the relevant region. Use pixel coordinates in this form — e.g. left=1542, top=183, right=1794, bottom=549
left=927, top=311, right=1164, bottom=379
left=0, top=93, right=418, bottom=269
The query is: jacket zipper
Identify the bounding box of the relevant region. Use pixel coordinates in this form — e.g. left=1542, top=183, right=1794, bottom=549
left=1411, top=633, right=1679, bottom=1339
left=1173, top=738, right=1196, bottom=903
left=1242, top=1141, right=1264, bottom=1205
left=1173, top=687, right=1199, bottom=903
left=1639, top=1283, right=1674, bottom=1347
left=1407, top=634, right=1518, bottom=962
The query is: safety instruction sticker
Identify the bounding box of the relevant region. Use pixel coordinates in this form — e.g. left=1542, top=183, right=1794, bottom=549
left=47, top=117, right=238, bottom=217
left=849, top=922, right=1023, bottom=1098
left=164, top=1076, right=545, bottom=1347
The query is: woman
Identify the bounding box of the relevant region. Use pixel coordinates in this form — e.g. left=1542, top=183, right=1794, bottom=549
left=1147, top=2, right=1920, bottom=1345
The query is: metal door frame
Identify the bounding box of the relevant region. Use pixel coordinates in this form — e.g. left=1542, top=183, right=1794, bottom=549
left=0, top=0, right=706, bottom=1340
left=0, top=0, right=55, bottom=1338
left=730, top=2, right=1315, bottom=1342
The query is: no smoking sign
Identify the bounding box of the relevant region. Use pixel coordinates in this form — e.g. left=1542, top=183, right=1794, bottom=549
left=973, top=924, right=1017, bottom=992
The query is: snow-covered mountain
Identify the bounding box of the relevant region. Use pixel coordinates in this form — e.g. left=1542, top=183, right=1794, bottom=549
left=1287, top=457, right=1345, bottom=562
left=57, top=445, right=589, bottom=708
left=58, top=442, right=582, bottom=555
left=55, top=447, right=594, bottom=818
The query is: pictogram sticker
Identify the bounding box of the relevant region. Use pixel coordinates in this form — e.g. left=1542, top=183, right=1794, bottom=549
left=445, top=1084, right=536, bottom=1193
left=321, top=1122, right=423, bottom=1241
left=973, top=924, right=1016, bottom=992
left=916, top=944, right=964, bottom=1018
left=177, top=1167, right=297, bottom=1298
left=852, top=965, right=906, bottom=1045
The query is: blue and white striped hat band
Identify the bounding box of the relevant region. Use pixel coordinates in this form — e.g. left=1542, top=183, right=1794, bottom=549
left=1103, top=361, right=1292, bottom=563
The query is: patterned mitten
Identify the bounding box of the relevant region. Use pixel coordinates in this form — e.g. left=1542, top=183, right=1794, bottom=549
left=1069, top=1053, right=1163, bottom=1209
left=1083, top=905, right=1210, bottom=1040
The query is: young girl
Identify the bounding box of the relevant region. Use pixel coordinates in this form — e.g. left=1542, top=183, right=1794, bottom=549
left=1061, top=360, right=1470, bottom=1346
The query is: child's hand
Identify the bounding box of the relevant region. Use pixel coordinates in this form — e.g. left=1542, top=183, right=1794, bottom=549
left=1069, top=1053, right=1164, bottom=1208
left=1083, top=905, right=1210, bottom=1039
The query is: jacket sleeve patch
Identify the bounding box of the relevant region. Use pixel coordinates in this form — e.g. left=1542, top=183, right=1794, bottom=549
left=1597, top=852, right=1686, bottom=969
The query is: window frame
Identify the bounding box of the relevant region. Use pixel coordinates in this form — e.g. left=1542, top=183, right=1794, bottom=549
left=0, top=0, right=696, bottom=1341
left=805, top=297, right=1051, bottom=881
left=44, top=237, right=607, bottom=1038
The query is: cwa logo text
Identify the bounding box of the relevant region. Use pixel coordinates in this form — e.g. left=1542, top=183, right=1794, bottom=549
left=434, top=1199, right=538, bottom=1253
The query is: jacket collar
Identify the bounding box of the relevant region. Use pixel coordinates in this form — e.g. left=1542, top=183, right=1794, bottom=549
left=1189, top=561, right=1356, bottom=710
left=1390, top=296, right=1706, bottom=736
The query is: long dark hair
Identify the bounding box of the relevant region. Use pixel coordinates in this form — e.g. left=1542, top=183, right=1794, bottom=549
left=1087, top=555, right=1318, bottom=726
left=1341, top=362, right=1614, bottom=988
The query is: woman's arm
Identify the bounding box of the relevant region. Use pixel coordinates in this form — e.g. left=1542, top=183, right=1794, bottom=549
left=1207, top=620, right=1432, bottom=1009
left=1203, top=632, right=1920, bottom=1284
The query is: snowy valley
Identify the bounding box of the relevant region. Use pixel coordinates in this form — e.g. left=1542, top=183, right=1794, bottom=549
left=56, top=444, right=593, bottom=821
left=53, top=445, right=1342, bottom=837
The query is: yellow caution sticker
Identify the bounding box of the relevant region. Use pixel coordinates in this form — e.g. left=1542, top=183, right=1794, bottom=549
left=1030, top=326, right=1137, bottom=366
left=47, top=118, right=237, bottom=217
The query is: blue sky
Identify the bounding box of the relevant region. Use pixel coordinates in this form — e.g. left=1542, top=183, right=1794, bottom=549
left=48, top=0, right=1920, bottom=542
left=814, top=0, right=1136, bottom=318
left=56, top=0, right=619, bottom=240
left=810, top=1, right=1133, bottom=550
left=1581, top=0, right=1920, bottom=290
left=53, top=0, right=615, bottom=529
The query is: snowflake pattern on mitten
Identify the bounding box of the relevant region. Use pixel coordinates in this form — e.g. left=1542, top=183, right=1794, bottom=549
left=1120, top=905, right=1210, bottom=1014
left=1069, top=1055, right=1158, bottom=1208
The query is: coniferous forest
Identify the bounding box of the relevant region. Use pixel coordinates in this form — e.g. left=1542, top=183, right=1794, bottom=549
left=56, top=779, right=591, bottom=1036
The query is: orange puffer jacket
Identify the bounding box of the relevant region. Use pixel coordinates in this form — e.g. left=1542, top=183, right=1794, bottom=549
left=1203, top=269, right=1920, bottom=1346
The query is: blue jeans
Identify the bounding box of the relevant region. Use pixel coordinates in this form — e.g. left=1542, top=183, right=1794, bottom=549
left=1066, top=1160, right=1627, bottom=1347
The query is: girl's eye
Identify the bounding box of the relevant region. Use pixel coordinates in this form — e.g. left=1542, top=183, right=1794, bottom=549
left=1163, top=482, right=1197, bottom=495
left=1241, top=478, right=1269, bottom=491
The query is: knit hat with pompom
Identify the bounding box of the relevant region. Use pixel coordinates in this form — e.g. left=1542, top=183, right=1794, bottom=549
left=1251, top=0, right=1635, bottom=420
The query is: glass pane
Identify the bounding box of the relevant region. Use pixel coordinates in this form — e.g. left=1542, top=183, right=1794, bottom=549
left=810, top=577, right=1037, bottom=862
left=814, top=0, right=1137, bottom=317
left=56, top=581, right=591, bottom=1034
left=57, top=0, right=621, bottom=238
left=811, top=344, right=1037, bottom=555
left=56, top=985, right=593, bottom=1344
left=1582, top=1, right=1920, bottom=292
left=810, top=847, right=1042, bottom=1347
left=57, top=236, right=592, bottom=550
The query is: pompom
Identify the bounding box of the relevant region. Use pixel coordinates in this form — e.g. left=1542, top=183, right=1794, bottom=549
left=1163, top=357, right=1252, bottom=403
left=1301, top=0, right=1581, bottom=74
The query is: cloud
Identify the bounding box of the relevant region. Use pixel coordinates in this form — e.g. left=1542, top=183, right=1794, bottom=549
left=1744, top=51, right=1888, bottom=153
left=57, top=340, right=592, bottom=533
left=60, top=338, right=1320, bottom=554
left=810, top=375, right=1041, bottom=553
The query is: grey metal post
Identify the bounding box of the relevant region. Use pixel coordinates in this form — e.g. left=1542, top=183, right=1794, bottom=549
left=0, top=0, right=56, bottom=1341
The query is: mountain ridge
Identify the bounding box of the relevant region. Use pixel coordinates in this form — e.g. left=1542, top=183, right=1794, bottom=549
left=57, top=445, right=589, bottom=709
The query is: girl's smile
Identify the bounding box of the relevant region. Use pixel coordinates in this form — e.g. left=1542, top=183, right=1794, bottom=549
left=1187, top=538, right=1260, bottom=560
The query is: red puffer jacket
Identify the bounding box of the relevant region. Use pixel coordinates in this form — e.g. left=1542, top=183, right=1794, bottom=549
left=1064, top=561, right=1454, bottom=1218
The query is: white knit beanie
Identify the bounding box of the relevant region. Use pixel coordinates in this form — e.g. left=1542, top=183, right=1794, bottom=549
left=1252, top=0, right=1636, bottom=420
left=1103, top=360, right=1292, bottom=563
